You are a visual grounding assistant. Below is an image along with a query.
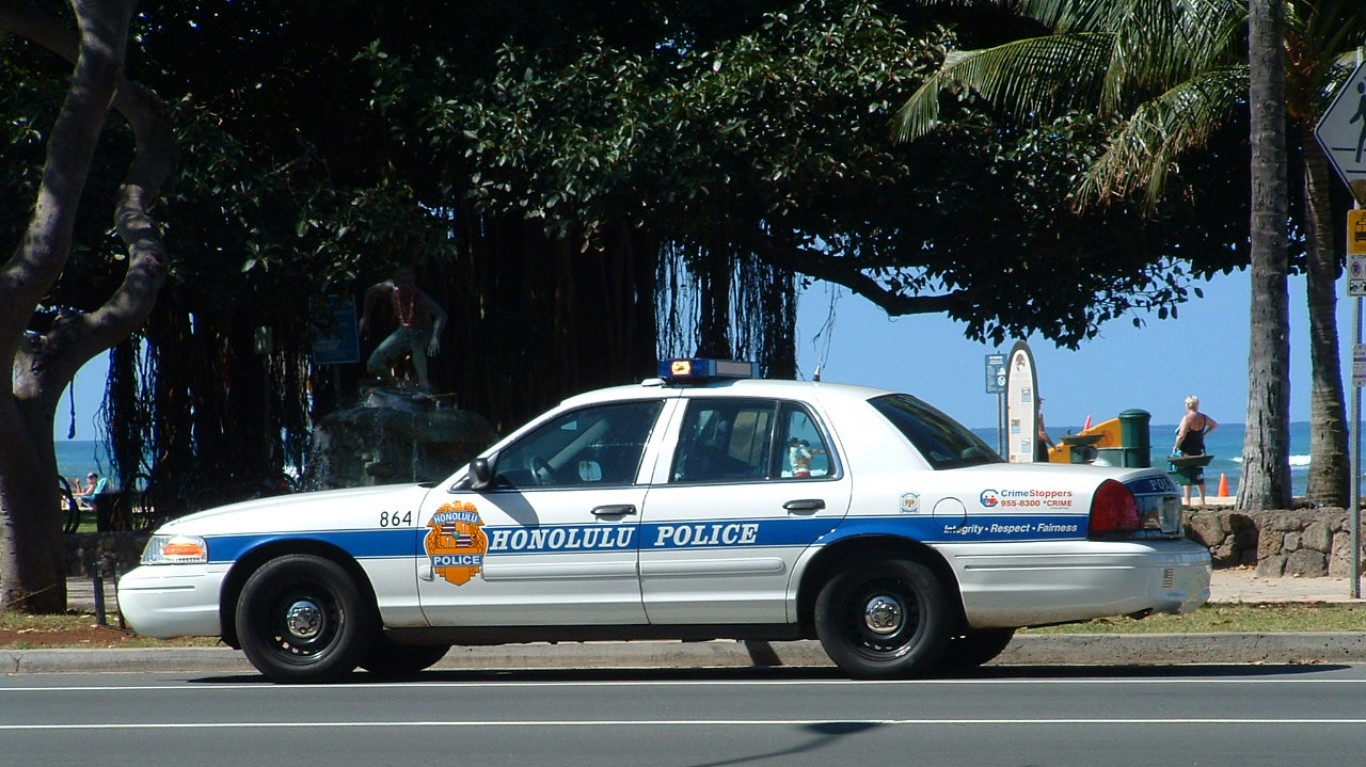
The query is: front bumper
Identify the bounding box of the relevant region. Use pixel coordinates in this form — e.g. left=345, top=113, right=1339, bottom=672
left=117, top=564, right=227, bottom=639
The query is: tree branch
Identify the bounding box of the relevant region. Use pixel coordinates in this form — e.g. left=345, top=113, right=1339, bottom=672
left=743, top=230, right=971, bottom=317
left=0, top=0, right=174, bottom=403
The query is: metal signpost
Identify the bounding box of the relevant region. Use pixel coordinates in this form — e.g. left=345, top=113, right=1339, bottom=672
left=985, top=352, right=1006, bottom=455
left=1314, top=54, right=1366, bottom=599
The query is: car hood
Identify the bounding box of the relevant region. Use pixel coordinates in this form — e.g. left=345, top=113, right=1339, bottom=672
left=153, top=483, right=437, bottom=536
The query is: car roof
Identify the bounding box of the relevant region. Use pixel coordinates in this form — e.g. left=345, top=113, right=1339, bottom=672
left=558, top=377, right=898, bottom=410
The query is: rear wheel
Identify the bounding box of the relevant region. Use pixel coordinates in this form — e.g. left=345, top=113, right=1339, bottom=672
left=939, top=628, right=1016, bottom=670
left=360, top=635, right=451, bottom=677
left=814, top=557, right=952, bottom=679
left=235, top=554, right=377, bottom=683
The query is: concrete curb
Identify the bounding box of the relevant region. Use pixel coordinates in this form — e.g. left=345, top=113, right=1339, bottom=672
left=8, top=634, right=1366, bottom=675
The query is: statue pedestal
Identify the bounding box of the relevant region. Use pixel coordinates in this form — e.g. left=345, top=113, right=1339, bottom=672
left=310, top=391, right=497, bottom=488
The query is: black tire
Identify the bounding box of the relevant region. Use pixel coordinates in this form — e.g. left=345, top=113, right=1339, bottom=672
left=235, top=554, right=377, bottom=684
left=814, top=557, right=952, bottom=679
left=359, top=635, right=451, bottom=677
left=939, top=628, right=1016, bottom=670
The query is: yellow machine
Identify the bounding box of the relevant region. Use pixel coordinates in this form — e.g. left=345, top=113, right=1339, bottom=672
left=1047, top=417, right=1122, bottom=463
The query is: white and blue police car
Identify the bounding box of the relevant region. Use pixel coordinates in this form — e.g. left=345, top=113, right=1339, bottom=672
left=118, top=359, right=1210, bottom=682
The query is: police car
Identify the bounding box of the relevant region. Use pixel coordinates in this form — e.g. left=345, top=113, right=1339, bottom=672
left=118, top=359, right=1210, bottom=683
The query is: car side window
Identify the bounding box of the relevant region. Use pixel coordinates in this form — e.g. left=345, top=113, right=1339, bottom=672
left=671, top=399, right=833, bottom=483
left=493, top=400, right=663, bottom=488
left=781, top=403, right=833, bottom=478
left=869, top=393, right=1001, bottom=469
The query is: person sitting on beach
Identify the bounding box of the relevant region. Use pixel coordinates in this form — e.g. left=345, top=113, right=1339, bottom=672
left=1173, top=395, right=1218, bottom=505
left=74, top=472, right=108, bottom=510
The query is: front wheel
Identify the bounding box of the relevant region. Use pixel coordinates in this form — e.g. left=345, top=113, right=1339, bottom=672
left=235, top=554, right=377, bottom=683
left=814, top=557, right=952, bottom=679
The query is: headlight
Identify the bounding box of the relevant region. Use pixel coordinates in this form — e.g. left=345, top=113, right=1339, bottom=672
left=141, top=534, right=209, bottom=565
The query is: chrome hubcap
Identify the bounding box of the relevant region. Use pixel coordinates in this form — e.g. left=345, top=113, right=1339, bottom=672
left=284, top=600, right=323, bottom=640
left=863, top=595, right=903, bottom=636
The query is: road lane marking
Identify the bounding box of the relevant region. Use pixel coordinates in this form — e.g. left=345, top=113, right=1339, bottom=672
left=7, top=718, right=1366, bottom=731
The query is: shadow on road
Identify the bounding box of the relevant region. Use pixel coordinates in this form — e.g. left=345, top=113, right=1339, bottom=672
left=186, top=661, right=1349, bottom=686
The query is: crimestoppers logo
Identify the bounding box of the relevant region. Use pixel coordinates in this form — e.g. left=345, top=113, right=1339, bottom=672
left=979, top=490, right=999, bottom=508
left=424, top=501, right=489, bottom=586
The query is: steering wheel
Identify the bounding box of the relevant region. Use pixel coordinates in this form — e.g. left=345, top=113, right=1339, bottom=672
left=530, top=456, right=555, bottom=486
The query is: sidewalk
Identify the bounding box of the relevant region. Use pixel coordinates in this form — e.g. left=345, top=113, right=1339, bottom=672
left=12, top=570, right=1356, bottom=676
left=1207, top=567, right=1363, bottom=603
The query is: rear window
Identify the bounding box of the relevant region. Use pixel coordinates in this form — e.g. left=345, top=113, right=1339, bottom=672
left=869, top=394, right=1002, bottom=469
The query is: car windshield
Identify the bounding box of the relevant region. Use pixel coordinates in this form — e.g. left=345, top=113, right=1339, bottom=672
left=869, top=393, right=1002, bottom=469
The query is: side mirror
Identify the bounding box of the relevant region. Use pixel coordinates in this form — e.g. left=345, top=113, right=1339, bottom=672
left=468, top=457, right=494, bottom=490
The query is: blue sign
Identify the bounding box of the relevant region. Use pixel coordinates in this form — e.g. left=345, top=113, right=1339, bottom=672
left=311, top=295, right=360, bottom=365
left=985, top=353, right=1006, bottom=394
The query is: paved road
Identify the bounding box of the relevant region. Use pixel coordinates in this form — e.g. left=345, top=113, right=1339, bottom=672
left=5, top=665, right=1366, bottom=766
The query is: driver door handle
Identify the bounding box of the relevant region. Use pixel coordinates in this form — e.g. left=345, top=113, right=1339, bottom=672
left=592, top=504, right=637, bottom=517
left=783, top=498, right=826, bottom=513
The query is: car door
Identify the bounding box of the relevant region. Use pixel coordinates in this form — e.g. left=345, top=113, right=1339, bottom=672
left=416, top=399, right=665, bottom=626
left=638, top=396, right=851, bottom=624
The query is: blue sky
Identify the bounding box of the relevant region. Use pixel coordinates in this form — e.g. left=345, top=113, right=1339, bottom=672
left=794, top=268, right=1356, bottom=431
left=56, top=266, right=1356, bottom=440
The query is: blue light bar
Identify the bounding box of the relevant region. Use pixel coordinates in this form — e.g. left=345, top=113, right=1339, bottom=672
left=658, top=358, right=758, bottom=383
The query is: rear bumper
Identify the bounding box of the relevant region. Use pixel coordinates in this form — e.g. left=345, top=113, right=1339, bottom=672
left=942, top=539, right=1212, bottom=629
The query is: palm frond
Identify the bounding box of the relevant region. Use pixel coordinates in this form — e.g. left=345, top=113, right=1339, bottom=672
left=892, top=33, right=1113, bottom=142
left=1305, top=0, right=1365, bottom=64
left=1099, top=0, right=1244, bottom=110
left=1077, top=66, right=1248, bottom=212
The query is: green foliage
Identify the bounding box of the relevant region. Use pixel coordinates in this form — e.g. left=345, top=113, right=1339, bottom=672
left=365, top=0, right=1248, bottom=347
left=0, top=0, right=1272, bottom=505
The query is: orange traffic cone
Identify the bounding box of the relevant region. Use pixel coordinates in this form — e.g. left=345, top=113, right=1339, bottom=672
left=1217, top=473, right=1230, bottom=498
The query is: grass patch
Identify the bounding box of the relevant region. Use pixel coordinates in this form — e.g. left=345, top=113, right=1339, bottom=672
left=1021, top=603, right=1366, bottom=634
left=0, top=611, right=103, bottom=632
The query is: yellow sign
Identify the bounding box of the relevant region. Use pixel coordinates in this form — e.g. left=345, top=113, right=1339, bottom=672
left=1351, top=210, right=1366, bottom=257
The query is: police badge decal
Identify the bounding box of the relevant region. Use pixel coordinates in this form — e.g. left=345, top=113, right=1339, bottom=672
left=424, top=501, right=489, bottom=585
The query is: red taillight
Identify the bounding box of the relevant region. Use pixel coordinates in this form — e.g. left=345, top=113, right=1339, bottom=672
left=1089, top=479, right=1141, bottom=537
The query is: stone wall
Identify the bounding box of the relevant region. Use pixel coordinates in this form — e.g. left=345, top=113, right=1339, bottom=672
left=1185, top=508, right=1365, bottom=577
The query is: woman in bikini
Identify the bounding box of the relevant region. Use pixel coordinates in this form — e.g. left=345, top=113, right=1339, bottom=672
left=1173, top=395, right=1218, bottom=505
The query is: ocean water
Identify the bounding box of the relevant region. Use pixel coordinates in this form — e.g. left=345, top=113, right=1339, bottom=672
left=1148, top=421, right=1312, bottom=499
left=55, top=439, right=113, bottom=488
left=977, top=422, right=1318, bottom=498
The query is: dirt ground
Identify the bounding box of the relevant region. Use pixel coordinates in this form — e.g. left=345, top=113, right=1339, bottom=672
left=0, top=621, right=142, bottom=649
left=0, top=617, right=217, bottom=649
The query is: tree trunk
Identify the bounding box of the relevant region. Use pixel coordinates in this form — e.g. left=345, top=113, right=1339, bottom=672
left=1237, top=0, right=1292, bottom=510
left=0, top=403, right=65, bottom=613
left=1, top=0, right=173, bottom=613
left=1301, top=129, right=1349, bottom=507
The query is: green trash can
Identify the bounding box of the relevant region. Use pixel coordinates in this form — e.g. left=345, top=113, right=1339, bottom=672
left=1117, top=408, right=1151, bottom=468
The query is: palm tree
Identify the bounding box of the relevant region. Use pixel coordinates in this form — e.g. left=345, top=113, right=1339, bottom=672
left=894, top=0, right=1364, bottom=508
left=1242, top=0, right=1292, bottom=509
